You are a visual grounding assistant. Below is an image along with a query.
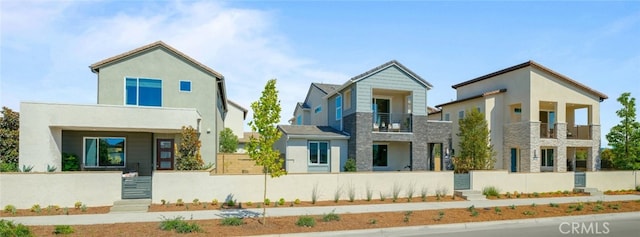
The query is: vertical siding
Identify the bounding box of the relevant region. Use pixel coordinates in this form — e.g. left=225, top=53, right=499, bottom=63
left=354, top=66, right=428, bottom=115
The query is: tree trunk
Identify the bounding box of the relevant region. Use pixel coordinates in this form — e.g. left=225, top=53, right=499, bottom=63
left=262, top=169, right=267, bottom=225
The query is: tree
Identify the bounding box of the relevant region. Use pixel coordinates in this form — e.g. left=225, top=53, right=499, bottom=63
left=176, top=126, right=205, bottom=170
left=606, top=92, right=640, bottom=170
left=453, top=108, right=495, bottom=173
left=219, top=128, right=239, bottom=153
left=247, top=79, right=285, bottom=224
left=0, top=107, right=19, bottom=172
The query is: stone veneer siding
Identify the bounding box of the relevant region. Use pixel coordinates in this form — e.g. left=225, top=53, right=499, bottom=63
left=425, top=120, right=453, bottom=170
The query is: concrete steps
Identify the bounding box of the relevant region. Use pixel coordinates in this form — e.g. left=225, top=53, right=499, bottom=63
left=573, top=187, right=604, bottom=196
left=109, top=199, right=151, bottom=213
left=454, top=190, right=487, bottom=200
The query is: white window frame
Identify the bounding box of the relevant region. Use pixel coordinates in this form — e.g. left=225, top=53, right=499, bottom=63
left=179, top=80, right=192, bottom=92
left=83, top=137, right=126, bottom=168
left=308, top=141, right=329, bottom=166
left=336, top=95, right=342, bottom=121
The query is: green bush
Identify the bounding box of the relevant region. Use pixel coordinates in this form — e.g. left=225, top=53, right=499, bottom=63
left=343, top=158, right=356, bottom=172
left=278, top=198, right=286, bottom=206
left=636, top=185, right=640, bottom=192
left=220, top=217, right=244, bottom=226
left=482, top=186, right=500, bottom=197
left=0, top=220, right=33, bottom=237
left=322, top=210, right=340, bottom=222
left=53, top=225, right=74, bottom=235
left=296, top=216, right=316, bottom=227
left=0, top=162, right=18, bottom=172
left=159, top=216, right=203, bottom=233
left=61, top=153, right=80, bottom=171
left=4, top=205, right=16, bottom=214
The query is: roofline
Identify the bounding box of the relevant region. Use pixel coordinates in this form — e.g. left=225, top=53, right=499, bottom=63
left=284, top=134, right=350, bottom=140
left=324, top=60, right=433, bottom=99
left=436, top=89, right=507, bottom=108
left=452, top=60, right=608, bottom=101
left=227, top=100, right=248, bottom=120
left=89, top=41, right=225, bottom=79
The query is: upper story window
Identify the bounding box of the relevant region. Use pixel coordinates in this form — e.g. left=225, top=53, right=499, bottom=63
left=444, top=113, right=450, bottom=121
left=314, top=106, right=322, bottom=114
left=458, top=111, right=465, bottom=120
left=296, top=115, right=302, bottom=125
left=336, top=95, right=342, bottom=120
left=125, top=77, right=162, bottom=106
left=179, top=80, right=192, bottom=92
left=344, top=89, right=352, bottom=110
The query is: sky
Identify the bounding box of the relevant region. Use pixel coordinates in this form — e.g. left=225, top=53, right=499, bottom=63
left=1, top=0, right=639, bottom=146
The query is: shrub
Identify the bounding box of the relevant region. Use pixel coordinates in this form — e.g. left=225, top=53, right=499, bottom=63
left=211, top=199, right=219, bottom=206
left=0, top=219, right=33, bottom=237
left=509, top=204, right=516, bottom=210
left=494, top=207, right=502, bottom=214
left=296, top=216, right=316, bottom=227
left=563, top=190, right=570, bottom=195
left=30, top=204, right=41, bottom=213
left=531, top=203, right=537, bottom=207
left=608, top=204, right=620, bottom=210
left=347, top=182, right=356, bottom=202
left=53, top=225, right=74, bottom=235
left=533, top=192, right=540, bottom=197
left=74, top=201, right=82, bottom=209
left=61, top=153, right=80, bottom=171
left=636, top=185, right=640, bottom=192
left=294, top=199, right=301, bottom=205
left=420, top=186, right=428, bottom=201
left=192, top=198, right=200, bottom=206
left=391, top=182, right=402, bottom=202
left=80, top=204, right=87, bottom=212
left=593, top=204, right=604, bottom=212
left=159, top=216, right=203, bottom=233
left=176, top=199, right=184, bottom=206
left=505, top=192, right=512, bottom=198
left=365, top=184, right=374, bottom=201
left=470, top=210, right=479, bottom=217
left=220, top=217, right=244, bottom=226
left=4, top=205, right=16, bottom=214
left=322, top=210, right=341, bottom=222
left=379, top=192, right=387, bottom=201
left=549, top=203, right=560, bottom=208
left=246, top=201, right=253, bottom=206
left=523, top=211, right=536, bottom=216
left=482, top=186, right=500, bottom=197
left=264, top=198, right=271, bottom=206
left=160, top=200, right=166, bottom=205
left=405, top=182, right=415, bottom=202
left=311, top=183, right=319, bottom=204
left=278, top=198, right=285, bottom=206
left=343, top=158, right=356, bottom=172
left=333, top=185, right=343, bottom=203
left=435, top=186, right=448, bottom=200
left=46, top=164, right=57, bottom=172
left=403, top=211, right=413, bottom=222
left=21, top=165, right=34, bottom=173
left=368, top=219, right=377, bottom=224
left=434, top=211, right=445, bottom=221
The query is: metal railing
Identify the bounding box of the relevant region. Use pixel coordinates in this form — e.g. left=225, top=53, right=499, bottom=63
left=373, top=113, right=412, bottom=132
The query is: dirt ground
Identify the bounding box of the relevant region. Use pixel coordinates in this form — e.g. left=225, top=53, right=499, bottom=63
left=25, top=199, right=640, bottom=236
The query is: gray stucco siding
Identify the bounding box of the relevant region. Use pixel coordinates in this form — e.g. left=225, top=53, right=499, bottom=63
left=354, top=66, right=428, bottom=116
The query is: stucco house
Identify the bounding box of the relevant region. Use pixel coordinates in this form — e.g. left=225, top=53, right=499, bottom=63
left=225, top=100, right=248, bottom=153
left=434, top=60, right=608, bottom=173
left=278, top=60, right=453, bottom=173
left=19, top=41, right=228, bottom=176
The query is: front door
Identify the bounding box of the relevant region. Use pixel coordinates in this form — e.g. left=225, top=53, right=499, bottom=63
left=157, top=139, right=174, bottom=170
left=510, top=148, right=518, bottom=172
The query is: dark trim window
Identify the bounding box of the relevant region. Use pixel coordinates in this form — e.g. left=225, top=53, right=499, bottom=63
left=373, top=144, right=388, bottom=167
left=309, top=141, right=329, bottom=165
left=84, top=137, right=126, bottom=167
left=179, top=80, right=192, bottom=92
left=541, top=148, right=554, bottom=167
left=125, top=77, right=162, bottom=106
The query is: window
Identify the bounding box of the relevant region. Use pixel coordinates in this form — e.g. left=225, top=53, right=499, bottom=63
left=314, top=106, right=322, bottom=114
left=458, top=111, right=465, bottom=120
left=296, top=115, right=302, bottom=125
left=179, top=80, right=191, bottom=92
left=84, top=137, right=126, bottom=167
left=344, top=89, right=352, bottom=110
left=309, top=141, right=329, bottom=165
left=373, top=144, right=388, bottom=167
left=514, top=108, right=522, bottom=114
left=336, top=95, right=342, bottom=120
left=444, top=113, right=450, bottom=121
left=541, top=148, right=554, bottom=167
left=125, top=77, right=162, bottom=106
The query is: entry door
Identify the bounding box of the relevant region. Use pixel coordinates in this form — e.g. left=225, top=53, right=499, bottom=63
left=510, top=148, right=518, bottom=172
left=157, top=139, right=174, bottom=170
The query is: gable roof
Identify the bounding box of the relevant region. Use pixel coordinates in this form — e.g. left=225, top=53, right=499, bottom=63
left=452, top=60, right=608, bottom=101
left=278, top=125, right=350, bottom=139
left=227, top=100, right=248, bottom=120
left=89, top=41, right=224, bottom=79
left=436, top=89, right=507, bottom=108
left=312, top=83, right=340, bottom=94
left=325, top=60, right=433, bottom=98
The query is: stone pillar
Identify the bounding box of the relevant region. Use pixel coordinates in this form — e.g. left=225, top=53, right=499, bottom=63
left=555, top=123, right=567, bottom=172
left=412, top=115, right=429, bottom=171
left=354, top=112, right=373, bottom=171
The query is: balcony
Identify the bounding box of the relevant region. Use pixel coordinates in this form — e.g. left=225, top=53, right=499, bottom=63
left=373, top=113, right=412, bottom=132
left=540, top=123, right=556, bottom=139
left=567, top=125, right=592, bottom=140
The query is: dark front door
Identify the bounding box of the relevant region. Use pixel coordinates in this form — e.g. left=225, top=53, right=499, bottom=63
left=511, top=148, right=518, bottom=172
left=157, top=139, right=174, bottom=170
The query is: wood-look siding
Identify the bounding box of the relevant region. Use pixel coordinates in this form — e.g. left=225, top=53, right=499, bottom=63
left=355, top=66, right=427, bottom=115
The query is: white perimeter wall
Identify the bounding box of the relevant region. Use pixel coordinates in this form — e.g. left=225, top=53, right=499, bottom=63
left=152, top=171, right=454, bottom=204
left=470, top=170, right=574, bottom=193
left=586, top=171, right=640, bottom=191
left=0, top=172, right=121, bottom=209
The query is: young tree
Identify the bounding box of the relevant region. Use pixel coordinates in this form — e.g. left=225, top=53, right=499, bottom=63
left=453, top=108, right=495, bottom=173
left=176, top=126, right=205, bottom=170
left=219, top=128, right=239, bottom=153
left=247, top=79, right=285, bottom=224
left=606, top=92, right=640, bottom=170
left=0, top=107, right=19, bottom=172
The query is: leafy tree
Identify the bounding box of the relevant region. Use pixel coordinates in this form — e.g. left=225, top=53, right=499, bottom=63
left=453, top=108, right=495, bottom=173
left=176, top=126, right=205, bottom=170
left=219, top=128, right=239, bottom=153
left=606, top=92, right=640, bottom=170
left=0, top=107, right=19, bottom=172
left=247, top=79, right=285, bottom=224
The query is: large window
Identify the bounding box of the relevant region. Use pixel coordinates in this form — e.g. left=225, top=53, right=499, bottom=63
left=84, top=137, right=126, bottom=167
left=126, top=77, right=162, bottom=106
left=373, top=144, right=388, bottom=167
left=541, top=148, right=554, bottom=167
left=335, top=95, right=342, bottom=120
left=309, top=141, right=329, bottom=165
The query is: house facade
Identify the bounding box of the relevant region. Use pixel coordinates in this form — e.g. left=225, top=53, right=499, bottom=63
left=19, top=41, right=228, bottom=174
left=436, top=61, right=607, bottom=173
left=281, top=60, right=452, bottom=172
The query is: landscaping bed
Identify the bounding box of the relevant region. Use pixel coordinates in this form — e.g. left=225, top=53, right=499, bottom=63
left=483, top=190, right=590, bottom=199
left=22, top=199, right=640, bottom=236
left=0, top=205, right=110, bottom=217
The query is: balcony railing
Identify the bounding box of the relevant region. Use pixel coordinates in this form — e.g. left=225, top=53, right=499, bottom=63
left=540, top=123, right=556, bottom=139
left=567, top=125, right=592, bottom=140
left=373, top=113, right=412, bottom=132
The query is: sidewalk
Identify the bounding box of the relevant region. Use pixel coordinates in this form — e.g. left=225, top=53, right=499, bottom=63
left=2, top=194, right=639, bottom=226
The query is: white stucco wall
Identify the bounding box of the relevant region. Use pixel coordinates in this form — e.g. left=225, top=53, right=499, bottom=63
left=19, top=102, right=200, bottom=172
left=585, top=171, right=640, bottom=191
left=0, top=172, right=122, bottom=209
left=282, top=137, right=347, bottom=173
left=152, top=171, right=454, bottom=204
left=470, top=170, right=574, bottom=193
